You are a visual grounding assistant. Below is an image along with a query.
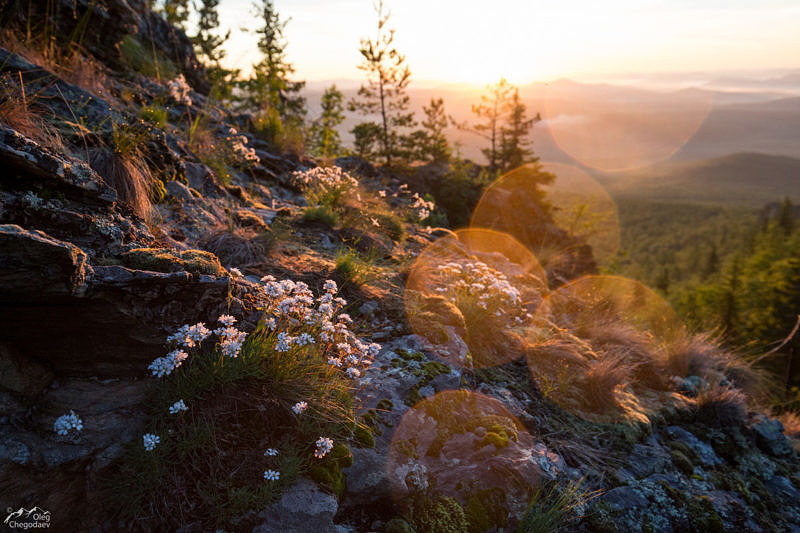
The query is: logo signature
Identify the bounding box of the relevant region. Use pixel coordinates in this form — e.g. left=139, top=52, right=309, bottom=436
left=3, top=507, right=51, bottom=529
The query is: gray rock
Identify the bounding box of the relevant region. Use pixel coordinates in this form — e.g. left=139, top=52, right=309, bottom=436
left=253, top=478, right=345, bottom=533
left=165, top=179, right=195, bottom=202
left=664, top=426, right=722, bottom=467
left=601, top=486, right=650, bottom=510
left=765, top=476, right=800, bottom=502
left=0, top=343, right=53, bottom=397
left=0, top=225, right=91, bottom=300
left=752, top=415, right=794, bottom=457
left=627, top=442, right=671, bottom=478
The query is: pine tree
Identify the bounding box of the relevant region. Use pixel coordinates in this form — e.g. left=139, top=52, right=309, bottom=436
left=193, top=0, right=230, bottom=66
left=779, top=197, right=795, bottom=236
left=160, top=0, right=190, bottom=28
left=418, top=97, right=450, bottom=163
left=454, top=77, right=513, bottom=172
left=310, top=85, right=345, bottom=159
left=499, top=88, right=539, bottom=172
left=245, top=0, right=306, bottom=121
left=349, top=0, right=415, bottom=167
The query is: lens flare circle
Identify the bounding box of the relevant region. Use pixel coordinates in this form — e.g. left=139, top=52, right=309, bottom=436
left=471, top=161, right=620, bottom=272
left=527, top=275, right=685, bottom=423
left=387, top=390, right=541, bottom=507
left=542, top=84, right=713, bottom=171
left=404, top=229, right=545, bottom=369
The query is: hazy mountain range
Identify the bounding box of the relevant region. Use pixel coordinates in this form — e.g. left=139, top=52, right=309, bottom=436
left=303, top=71, right=800, bottom=205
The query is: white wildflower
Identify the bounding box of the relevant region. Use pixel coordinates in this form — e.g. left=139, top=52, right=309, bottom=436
left=169, top=399, right=188, bottom=414
left=148, top=349, right=188, bottom=378
left=292, top=401, right=308, bottom=415
left=346, top=367, right=361, bottom=379
left=264, top=469, right=280, bottom=481
left=314, top=437, right=334, bottom=459
left=53, top=411, right=83, bottom=436
left=264, top=448, right=279, bottom=456
left=218, top=314, right=236, bottom=326
left=167, top=75, right=192, bottom=106
left=143, top=433, right=160, bottom=451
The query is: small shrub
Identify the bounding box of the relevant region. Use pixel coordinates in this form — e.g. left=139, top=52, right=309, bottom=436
left=516, top=479, right=598, bottom=533
left=139, top=103, right=168, bottom=128
left=334, top=247, right=375, bottom=287
left=112, top=278, right=380, bottom=529
left=411, top=494, right=468, bottom=533
left=303, top=205, right=339, bottom=228
left=251, top=107, right=283, bottom=146
left=119, top=34, right=178, bottom=80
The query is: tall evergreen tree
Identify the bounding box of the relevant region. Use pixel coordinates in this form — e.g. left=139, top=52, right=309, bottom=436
left=310, top=85, right=345, bottom=159
left=245, top=0, right=305, bottom=121
left=349, top=0, right=415, bottom=167
left=454, top=77, right=513, bottom=172
left=499, top=88, right=538, bottom=172
left=418, top=97, right=450, bottom=163
left=193, top=0, right=230, bottom=66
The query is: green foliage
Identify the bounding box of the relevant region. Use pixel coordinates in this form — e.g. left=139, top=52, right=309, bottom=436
left=348, top=0, right=416, bottom=167
left=157, top=0, right=191, bottom=28
left=465, top=488, right=508, bottom=533
left=334, top=247, right=376, bottom=286
left=516, top=479, right=595, bottom=533
left=353, top=424, right=375, bottom=448
left=310, top=85, right=346, bottom=159
left=383, top=518, right=415, bottom=533
left=111, top=308, right=359, bottom=528
left=499, top=88, right=538, bottom=172
left=241, top=1, right=306, bottom=121
left=118, top=35, right=177, bottom=80
left=192, top=0, right=230, bottom=65
left=139, top=103, right=167, bottom=128
left=411, top=494, right=469, bottom=533
left=303, top=205, right=340, bottom=228
left=417, top=97, right=451, bottom=163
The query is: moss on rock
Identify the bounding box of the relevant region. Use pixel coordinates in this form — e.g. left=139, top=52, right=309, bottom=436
left=122, top=248, right=224, bottom=276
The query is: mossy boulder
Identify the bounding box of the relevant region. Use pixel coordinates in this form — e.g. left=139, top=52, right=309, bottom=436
left=121, top=247, right=224, bottom=276
left=411, top=494, right=468, bottom=533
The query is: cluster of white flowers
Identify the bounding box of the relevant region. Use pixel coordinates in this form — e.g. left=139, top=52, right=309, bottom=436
left=148, top=349, right=189, bottom=378
left=167, top=75, right=192, bottom=106
left=166, top=323, right=212, bottom=348
left=292, top=401, right=307, bottom=415
left=169, top=399, right=188, bottom=414
left=54, top=411, right=83, bottom=436
left=214, top=314, right=248, bottom=358
left=436, top=261, right=526, bottom=321
left=226, top=128, right=260, bottom=166
left=143, top=433, right=160, bottom=451
left=264, top=469, right=280, bottom=481
left=410, top=192, right=435, bottom=221
left=314, top=437, right=334, bottom=459
left=264, top=448, right=279, bottom=456
left=291, top=166, right=358, bottom=195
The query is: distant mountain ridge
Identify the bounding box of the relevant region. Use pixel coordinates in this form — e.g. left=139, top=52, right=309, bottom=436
left=597, top=152, right=800, bottom=206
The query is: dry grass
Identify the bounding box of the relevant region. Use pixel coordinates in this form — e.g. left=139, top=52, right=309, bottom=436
left=89, top=145, right=153, bottom=219
left=202, top=225, right=273, bottom=267
left=0, top=75, right=64, bottom=149
left=692, top=383, right=748, bottom=426
left=577, top=354, right=632, bottom=414
left=667, top=333, right=764, bottom=398
left=1, top=29, right=112, bottom=101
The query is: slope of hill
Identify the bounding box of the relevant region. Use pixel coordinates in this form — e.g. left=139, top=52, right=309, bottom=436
left=598, top=152, right=800, bottom=206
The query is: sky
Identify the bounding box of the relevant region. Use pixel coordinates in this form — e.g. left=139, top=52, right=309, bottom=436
left=216, top=0, right=800, bottom=86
